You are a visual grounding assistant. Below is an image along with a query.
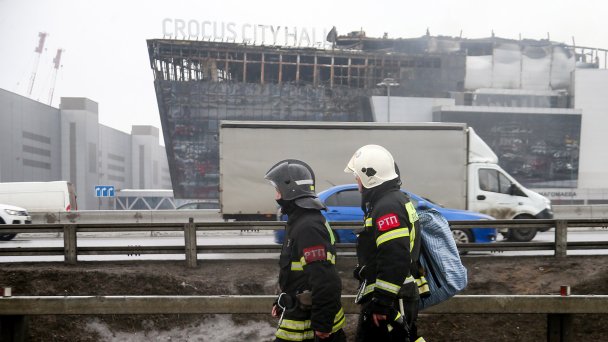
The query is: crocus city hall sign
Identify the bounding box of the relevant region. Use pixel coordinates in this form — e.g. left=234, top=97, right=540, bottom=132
left=162, top=19, right=334, bottom=48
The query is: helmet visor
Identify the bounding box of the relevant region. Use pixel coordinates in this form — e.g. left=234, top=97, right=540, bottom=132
left=266, top=179, right=278, bottom=190
left=344, top=154, right=356, bottom=174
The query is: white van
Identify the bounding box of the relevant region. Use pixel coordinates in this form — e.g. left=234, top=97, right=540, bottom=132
left=0, top=181, right=78, bottom=212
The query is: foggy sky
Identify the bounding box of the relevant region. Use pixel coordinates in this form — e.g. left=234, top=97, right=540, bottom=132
left=0, top=0, right=605, bottom=135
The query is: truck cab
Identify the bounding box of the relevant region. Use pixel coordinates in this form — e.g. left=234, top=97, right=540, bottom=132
left=467, top=129, right=553, bottom=241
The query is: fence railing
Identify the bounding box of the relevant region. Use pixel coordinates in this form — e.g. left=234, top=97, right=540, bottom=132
left=24, top=205, right=608, bottom=225
left=2, top=219, right=608, bottom=266
left=1, top=294, right=606, bottom=342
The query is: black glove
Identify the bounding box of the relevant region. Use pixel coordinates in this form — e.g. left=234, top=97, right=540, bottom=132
left=353, top=264, right=366, bottom=281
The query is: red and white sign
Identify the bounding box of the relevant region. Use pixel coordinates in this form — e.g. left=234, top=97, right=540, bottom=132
left=376, top=213, right=400, bottom=231
left=303, top=245, right=327, bottom=263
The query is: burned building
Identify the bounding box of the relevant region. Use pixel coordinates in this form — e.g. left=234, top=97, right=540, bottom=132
left=148, top=32, right=605, bottom=199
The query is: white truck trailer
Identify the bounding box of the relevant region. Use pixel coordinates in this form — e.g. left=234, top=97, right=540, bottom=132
left=219, top=121, right=552, bottom=241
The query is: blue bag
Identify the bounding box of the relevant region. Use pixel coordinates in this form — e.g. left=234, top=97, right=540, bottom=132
left=418, top=208, right=467, bottom=310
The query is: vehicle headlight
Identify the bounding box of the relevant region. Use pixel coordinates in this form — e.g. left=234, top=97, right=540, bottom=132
left=4, top=209, right=21, bottom=216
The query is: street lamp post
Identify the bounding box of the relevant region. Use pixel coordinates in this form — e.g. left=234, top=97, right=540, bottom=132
left=377, top=78, right=400, bottom=122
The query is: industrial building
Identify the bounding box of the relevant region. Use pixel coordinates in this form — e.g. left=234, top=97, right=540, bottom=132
left=147, top=32, right=608, bottom=204
left=0, top=89, right=171, bottom=209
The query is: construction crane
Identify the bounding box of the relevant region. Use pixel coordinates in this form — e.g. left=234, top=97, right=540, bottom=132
left=28, top=32, right=48, bottom=96
left=47, top=48, right=64, bottom=106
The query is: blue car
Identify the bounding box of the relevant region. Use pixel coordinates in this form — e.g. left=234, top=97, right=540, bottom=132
left=275, top=184, right=497, bottom=244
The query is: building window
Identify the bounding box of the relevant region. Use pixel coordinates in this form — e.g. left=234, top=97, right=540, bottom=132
left=23, top=159, right=51, bottom=169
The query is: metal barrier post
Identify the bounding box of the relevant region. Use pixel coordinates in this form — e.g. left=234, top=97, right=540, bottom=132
left=184, top=218, right=197, bottom=268
left=63, top=224, right=77, bottom=264
left=555, top=220, right=568, bottom=258
left=0, top=315, right=28, bottom=342
left=547, top=313, right=573, bottom=342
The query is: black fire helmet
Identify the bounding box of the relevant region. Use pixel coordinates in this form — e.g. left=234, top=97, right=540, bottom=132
left=264, top=159, right=326, bottom=210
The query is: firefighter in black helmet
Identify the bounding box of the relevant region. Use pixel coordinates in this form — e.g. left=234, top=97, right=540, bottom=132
left=345, top=145, right=426, bottom=342
left=265, top=159, right=346, bottom=342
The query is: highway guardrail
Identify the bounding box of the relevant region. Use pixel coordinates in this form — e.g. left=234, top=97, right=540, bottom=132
left=1, top=294, right=606, bottom=342
left=1, top=219, right=608, bottom=266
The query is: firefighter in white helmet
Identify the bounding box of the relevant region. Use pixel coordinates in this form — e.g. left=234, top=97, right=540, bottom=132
left=345, top=145, right=426, bottom=342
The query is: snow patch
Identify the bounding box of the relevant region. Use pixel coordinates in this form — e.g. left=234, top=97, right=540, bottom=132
left=85, top=315, right=276, bottom=341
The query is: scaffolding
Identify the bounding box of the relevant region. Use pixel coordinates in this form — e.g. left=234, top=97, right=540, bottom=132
left=146, top=40, right=442, bottom=88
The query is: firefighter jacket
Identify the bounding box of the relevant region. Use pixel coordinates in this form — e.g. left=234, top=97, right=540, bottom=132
left=276, top=207, right=345, bottom=341
left=355, top=184, right=423, bottom=307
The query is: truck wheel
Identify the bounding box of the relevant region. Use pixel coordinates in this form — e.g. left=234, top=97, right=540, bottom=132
left=506, top=215, right=537, bottom=242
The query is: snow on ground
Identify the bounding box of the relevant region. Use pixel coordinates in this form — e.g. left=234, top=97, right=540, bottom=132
left=86, top=315, right=276, bottom=342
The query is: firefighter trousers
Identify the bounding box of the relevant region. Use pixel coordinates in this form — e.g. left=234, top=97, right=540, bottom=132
left=275, top=328, right=346, bottom=342
left=355, top=298, right=419, bottom=342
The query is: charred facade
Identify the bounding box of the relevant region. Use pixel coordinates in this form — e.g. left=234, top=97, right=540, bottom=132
left=148, top=34, right=605, bottom=198
left=147, top=39, right=458, bottom=198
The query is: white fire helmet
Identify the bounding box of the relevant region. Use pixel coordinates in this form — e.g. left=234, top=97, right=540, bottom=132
left=344, top=144, right=399, bottom=189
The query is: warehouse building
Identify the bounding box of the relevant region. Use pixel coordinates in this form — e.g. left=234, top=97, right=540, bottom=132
left=0, top=89, right=171, bottom=209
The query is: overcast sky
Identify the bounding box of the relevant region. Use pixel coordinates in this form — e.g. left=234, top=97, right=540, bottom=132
left=0, top=0, right=606, bottom=135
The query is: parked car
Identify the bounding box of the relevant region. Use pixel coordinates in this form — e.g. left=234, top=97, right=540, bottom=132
left=0, top=203, right=32, bottom=241
left=274, top=184, right=497, bottom=245
left=176, top=200, right=220, bottom=210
